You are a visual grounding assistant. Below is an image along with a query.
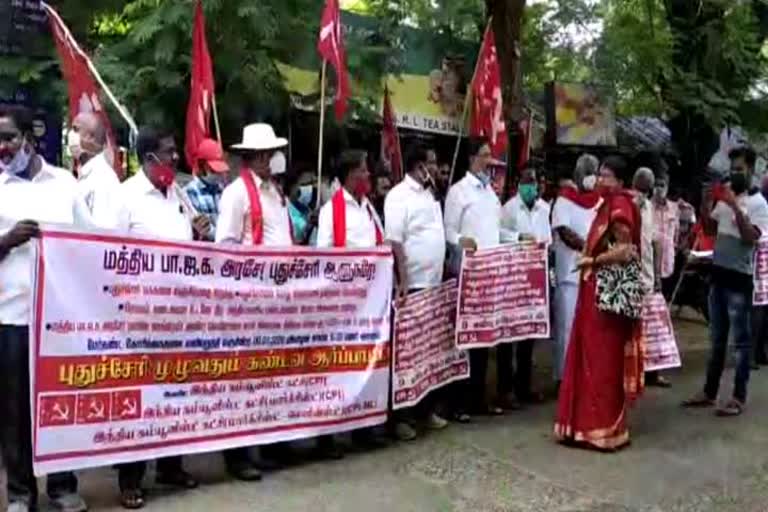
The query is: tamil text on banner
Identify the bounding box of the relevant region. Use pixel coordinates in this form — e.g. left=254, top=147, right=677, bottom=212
left=392, top=280, right=469, bottom=410
left=642, top=293, right=682, bottom=372
left=31, top=228, right=393, bottom=475
left=456, top=244, right=550, bottom=349
left=754, top=237, right=768, bottom=306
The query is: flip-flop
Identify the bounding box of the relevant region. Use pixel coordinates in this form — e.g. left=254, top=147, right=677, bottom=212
left=715, top=399, right=744, bottom=417
left=681, top=394, right=715, bottom=408
left=120, top=489, right=145, bottom=510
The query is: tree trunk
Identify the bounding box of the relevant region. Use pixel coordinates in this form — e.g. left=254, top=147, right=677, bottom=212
left=485, top=0, right=526, bottom=192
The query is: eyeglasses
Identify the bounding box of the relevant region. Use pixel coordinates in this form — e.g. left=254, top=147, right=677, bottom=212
left=0, top=131, right=21, bottom=143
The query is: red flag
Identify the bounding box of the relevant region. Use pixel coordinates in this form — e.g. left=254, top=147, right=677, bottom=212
left=185, top=0, right=216, bottom=172
left=44, top=3, right=118, bottom=172
left=317, top=0, right=350, bottom=120
left=380, top=88, right=403, bottom=182
left=470, top=26, right=507, bottom=158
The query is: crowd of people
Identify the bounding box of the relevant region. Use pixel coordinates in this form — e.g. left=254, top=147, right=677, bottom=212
left=1, top=102, right=767, bottom=512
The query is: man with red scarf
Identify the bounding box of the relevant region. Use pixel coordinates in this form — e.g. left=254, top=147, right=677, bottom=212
left=215, top=123, right=295, bottom=480
left=551, top=153, right=602, bottom=386
left=316, top=149, right=406, bottom=448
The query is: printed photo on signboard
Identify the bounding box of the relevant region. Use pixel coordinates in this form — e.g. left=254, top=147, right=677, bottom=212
left=548, top=82, right=617, bottom=147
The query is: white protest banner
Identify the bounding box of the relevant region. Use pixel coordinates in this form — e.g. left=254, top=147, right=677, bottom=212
left=456, top=243, right=550, bottom=349
left=642, top=293, right=681, bottom=372
left=392, top=280, right=469, bottom=410
left=753, top=237, right=768, bottom=306
left=31, top=228, right=393, bottom=475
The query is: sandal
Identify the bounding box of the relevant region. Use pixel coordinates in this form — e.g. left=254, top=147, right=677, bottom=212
left=681, top=393, right=715, bottom=408
left=451, top=411, right=471, bottom=424
left=715, top=399, right=744, bottom=417
left=120, top=489, right=145, bottom=510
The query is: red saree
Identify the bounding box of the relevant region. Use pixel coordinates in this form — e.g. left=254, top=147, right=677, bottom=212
left=554, top=190, right=645, bottom=451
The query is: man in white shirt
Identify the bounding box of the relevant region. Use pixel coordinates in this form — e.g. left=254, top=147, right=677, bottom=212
left=550, top=153, right=601, bottom=386
left=70, top=112, right=122, bottom=228
left=683, top=147, right=768, bottom=416
left=501, top=167, right=550, bottom=404
left=317, top=149, right=402, bottom=449
left=0, top=105, right=88, bottom=512
left=632, top=167, right=671, bottom=388
left=114, top=126, right=209, bottom=509
left=216, top=124, right=293, bottom=247
left=443, top=137, right=519, bottom=420
left=215, top=123, right=297, bottom=475
left=384, top=146, right=449, bottom=439
left=651, top=175, right=680, bottom=298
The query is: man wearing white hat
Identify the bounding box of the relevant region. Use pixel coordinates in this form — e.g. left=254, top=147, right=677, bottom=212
left=215, top=123, right=294, bottom=246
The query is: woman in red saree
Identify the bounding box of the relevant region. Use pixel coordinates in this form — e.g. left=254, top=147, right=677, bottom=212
left=554, top=160, right=645, bottom=451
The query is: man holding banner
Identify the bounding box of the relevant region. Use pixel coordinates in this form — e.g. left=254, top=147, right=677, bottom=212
left=443, top=137, right=521, bottom=419
left=384, top=146, right=449, bottom=439
left=0, top=105, right=88, bottom=512
left=114, top=126, right=208, bottom=509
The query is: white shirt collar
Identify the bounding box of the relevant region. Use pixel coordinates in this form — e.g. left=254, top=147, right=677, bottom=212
left=465, top=171, right=484, bottom=188
left=78, top=151, right=108, bottom=180
left=404, top=174, right=424, bottom=192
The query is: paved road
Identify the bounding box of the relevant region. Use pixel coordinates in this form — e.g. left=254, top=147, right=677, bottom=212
left=9, top=316, right=768, bottom=511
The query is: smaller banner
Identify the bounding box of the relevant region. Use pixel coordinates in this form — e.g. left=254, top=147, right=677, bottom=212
left=753, top=238, right=768, bottom=306
left=392, top=280, right=469, bottom=410
left=642, top=293, right=681, bottom=372
left=456, top=244, right=550, bottom=349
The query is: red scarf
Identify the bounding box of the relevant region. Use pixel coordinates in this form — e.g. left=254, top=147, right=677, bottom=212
left=331, top=188, right=383, bottom=247
left=558, top=186, right=601, bottom=209
left=240, top=167, right=295, bottom=245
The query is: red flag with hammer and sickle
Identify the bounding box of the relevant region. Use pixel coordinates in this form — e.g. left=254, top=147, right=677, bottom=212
left=185, top=0, right=216, bottom=172
left=470, top=26, right=507, bottom=158
left=317, top=0, right=350, bottom=120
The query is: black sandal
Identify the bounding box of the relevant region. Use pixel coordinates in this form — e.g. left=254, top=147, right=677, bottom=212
left=681, top=393, right=715, bottom=408
left=715, top=399, right=744, bottom=417
left=120, top=489, right=145, bottom=510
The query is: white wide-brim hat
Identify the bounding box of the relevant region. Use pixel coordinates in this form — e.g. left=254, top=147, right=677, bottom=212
left=231, top=123, right=288, bottom=151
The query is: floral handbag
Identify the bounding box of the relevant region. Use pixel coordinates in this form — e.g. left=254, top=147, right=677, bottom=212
left=595, top=258, right=644, bottom=319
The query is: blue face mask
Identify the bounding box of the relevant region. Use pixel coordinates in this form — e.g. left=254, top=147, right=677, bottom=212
left=297, top=185, right=314, bottom=207
left=519, top=183, right=538, bottom=205
left=0, top=144, right=32, bottom=177
left=476, top=169, right=492, bottom=187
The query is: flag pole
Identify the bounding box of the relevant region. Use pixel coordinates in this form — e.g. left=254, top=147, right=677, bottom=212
left=448, top=18, right=492, bottom=187
left=211, top=90, right=222, bottom=143
left=316, top=60, right=327, bottom=207
left=41, top=2, right=138, bottom=138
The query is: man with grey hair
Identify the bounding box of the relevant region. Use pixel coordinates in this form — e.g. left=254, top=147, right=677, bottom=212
left=550, top=153, right=602, bottom=386
left=70, top=112, right=122, bottom=228
left=632, top=166, right=670, bottom=387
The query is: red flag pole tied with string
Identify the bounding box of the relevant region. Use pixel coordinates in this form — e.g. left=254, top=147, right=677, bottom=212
left=381, top=87, right=403, bottom=183
left=185, top=0, right=220, bottom=172
left=42, top=2, right=137, bottom=177
left=317, top=0, right=350, bottom=121
left=470, top=25, right=507, bottom=159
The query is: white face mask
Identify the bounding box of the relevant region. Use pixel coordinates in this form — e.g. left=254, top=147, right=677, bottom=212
left=582, top=174, right=597, bottom=191
left=297, top=184, right=314, bottom=206
left=0, top=144, right=32, bottom=176
left=270, top=151, right=286, bottom=176
left=67, top=130, right=82, bottom=160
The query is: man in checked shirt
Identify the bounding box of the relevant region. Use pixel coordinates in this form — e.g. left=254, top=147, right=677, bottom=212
left=183, top=138, right=230, bottom=240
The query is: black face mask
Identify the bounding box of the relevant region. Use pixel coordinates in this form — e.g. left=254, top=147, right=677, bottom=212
left=731, top=173, right=749, bottom=195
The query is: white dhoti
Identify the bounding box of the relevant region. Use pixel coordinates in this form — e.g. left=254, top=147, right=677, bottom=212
left=553, top=282, right=579, bottom=381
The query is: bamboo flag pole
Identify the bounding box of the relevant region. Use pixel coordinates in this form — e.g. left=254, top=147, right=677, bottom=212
left=211, top=90, right=222, bottom=143
left=448, top=18, right=492, bottom=188
left=316, top=60, right=328, bottom=207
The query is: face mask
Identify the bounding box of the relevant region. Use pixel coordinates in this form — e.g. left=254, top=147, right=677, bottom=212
left=148, top=153, right=176, bottom=188
left=582, top=174, right=597, bottom=191
left=297, top=184, right=314, bottom=206
left=200, top=173, right=226, bottom=188
left=731, top=173, right=748, bottom=195
left=67, top=131, right=82, bottom=160
left=519, top=183, right=538, bottom=205
left=477, top=169, right=492, bottom=187
left=353, top=176, right=372, bottom=198
left=0, top=144, right=32, bottom=176
left=270, top=151, right=286, bottom=176
left=653, top=186, right=668, bottom=200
